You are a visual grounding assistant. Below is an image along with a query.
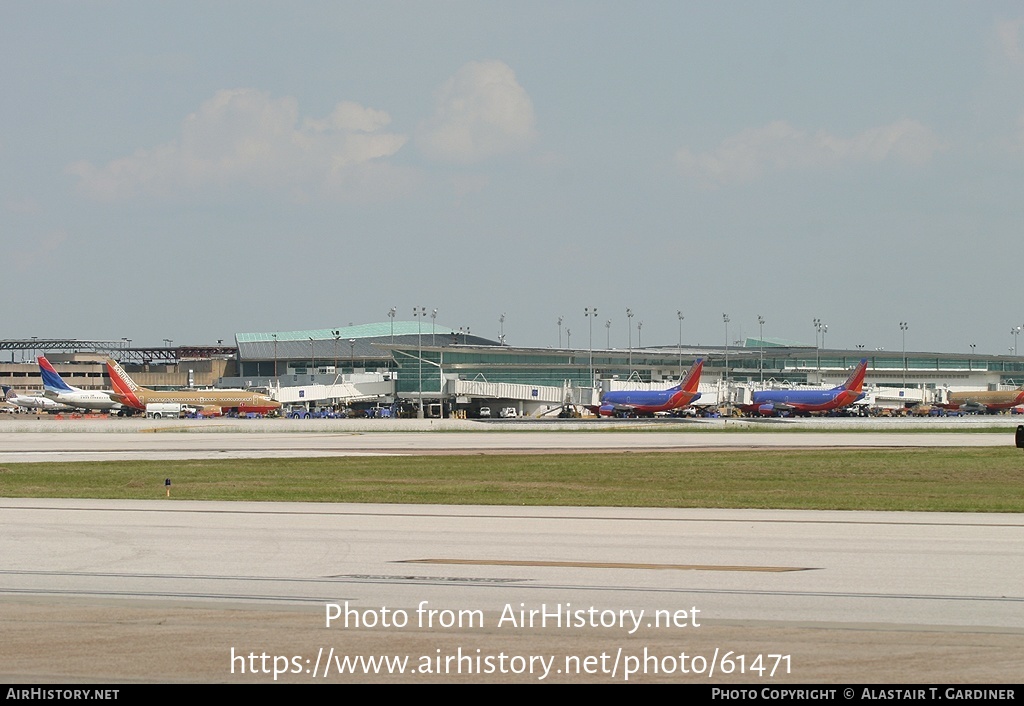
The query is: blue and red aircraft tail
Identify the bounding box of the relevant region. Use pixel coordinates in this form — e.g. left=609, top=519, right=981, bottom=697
left=38, top=356, right=76, bottom=393
left=836, top=358, right=868, bottom=393
left=674, top=358, right=704, bottom=393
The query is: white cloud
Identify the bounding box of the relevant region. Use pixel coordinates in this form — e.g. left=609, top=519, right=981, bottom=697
left=1013, top=112, right=1024, bottom=152
left=676, top=120, right=945, bottom=188
left=995, top=19, right=1024, bottom=67
left=14, top=229, right=65, bottom=273
left=416, top=60, right=536, bottom=164
left=67, top=89, right=408, bottom=201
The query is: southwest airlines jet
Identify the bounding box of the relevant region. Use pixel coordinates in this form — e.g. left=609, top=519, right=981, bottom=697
left=743, top=358, right=868, bottom=416
left=941, top=385, right=1024, bottom=413
left=38, top=356, right=124, bottom=413
left=593, top=358, right=704, bottom=417
left=105, top=358, right=281, bottom=416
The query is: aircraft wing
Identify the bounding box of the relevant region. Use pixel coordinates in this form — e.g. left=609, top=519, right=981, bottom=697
left=746, top=400, right=797, bottom=415
left=601, top=402, right=638, bottom=413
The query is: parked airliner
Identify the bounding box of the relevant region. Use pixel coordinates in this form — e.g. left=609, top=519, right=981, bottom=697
left=105, top=358, right=280, bottom=416
left=2, top=385, right=71, bottom=412
left=38, top=356, right=124, bottom=413
left=592, top=358, right=704, bottom=417
left=941, top=386, right=1024, bottom=414
left=742, top=358, right=868, bottom=416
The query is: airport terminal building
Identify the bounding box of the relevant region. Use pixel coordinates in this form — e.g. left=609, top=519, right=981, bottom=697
left=5, top=322, right=1024, bottom=416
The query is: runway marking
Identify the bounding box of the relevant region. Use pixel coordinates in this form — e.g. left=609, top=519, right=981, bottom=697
left=331, top=574, right=527, bottom=584
left=401, top=559, right=813, bottom=572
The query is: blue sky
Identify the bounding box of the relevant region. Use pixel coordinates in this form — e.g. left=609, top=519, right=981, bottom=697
left=4, top=2, right=1024, bottom=354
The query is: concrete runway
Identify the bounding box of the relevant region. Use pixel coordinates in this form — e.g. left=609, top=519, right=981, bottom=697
left=1, top=422, right=1022, bottom=683
left=0, top=416, right=1019, bottom=462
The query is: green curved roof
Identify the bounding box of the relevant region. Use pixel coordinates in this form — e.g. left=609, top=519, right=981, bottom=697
left=237, top=321, right=458, bottom=343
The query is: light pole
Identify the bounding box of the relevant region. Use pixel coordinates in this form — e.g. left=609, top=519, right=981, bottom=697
left=332, top=330, right=340, bottom=371
left=720, top=313, right=729, bottom=401
left=349, top=339, right=356, bottom=370
left=758, top=315, right=765, bottom=384
left=1012, top=326, right=1021, bottom=356
left=272, top=333, right=278, bottom=380
left=626, top=308, right=634, bottom=371
left=431, top=309, right=437, bottom=347
left=499, top=312, right=506, bottom=346
left=585, top=307, right=597, bottom=387
left=605, top=319, right=611, bottom=349
left=637, top=320, right=643, bottom=349
left=900, top=321, right=909, bottom=391
left=566, top=328, right=571, bottom=349
left=414, top=307, right=426, bottom=418
left=388, top=307, right=396, bottom=343
left=557, top=316, right=563, bottom=348
left=813, top=318, right=827, bottom=379
left=723, top=313, right=730, bottom=391
left=308, top=337, right=315, bottom=374
left=677, top=311, right=684, bottom=378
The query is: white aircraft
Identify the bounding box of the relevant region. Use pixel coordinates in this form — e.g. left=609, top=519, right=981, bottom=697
left=37, top=356, right=123, bottom=413
left=2, top=385, right=71, bottom=412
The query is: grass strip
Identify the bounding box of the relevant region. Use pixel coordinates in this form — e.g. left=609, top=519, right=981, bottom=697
left=1, top=448, right=1022, bottom=512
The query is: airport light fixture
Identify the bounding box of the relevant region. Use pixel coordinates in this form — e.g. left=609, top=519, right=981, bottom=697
left=1012, top=326, right=1021, bottom=356
left=813, top=318, right=827, bottom=377
left=626, top=308, right=634, bottom=371
left=272, top=333, right=278, bottom=380
left=677, top=311, right=684, bottom=378
left=566, top=328, right=571, bottom=349
left=308, top=337, right=315, bottom=374
left=605, top=319, right=611, bottom=349
left=637, top=320, right=643, bottom=349
left=388, top=307, right=396, bottom=343
left=758, top=315, right=765, bottom=384
left=332, top=330, right=340, bottom=371
left=349, top=339, right=356, bottom=370
left=723, top=314, right=730, bottom=389
left=585, top=307, right=598, bottom=387
left=900, top=322, right=909, bottom=391
left=499, top=313, right=506, bottom=346
left=414, top=307, right=426, bottom=418
left=431, top=309, right=437, bottom=347
left=557, top=316, right=563, bottom=349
